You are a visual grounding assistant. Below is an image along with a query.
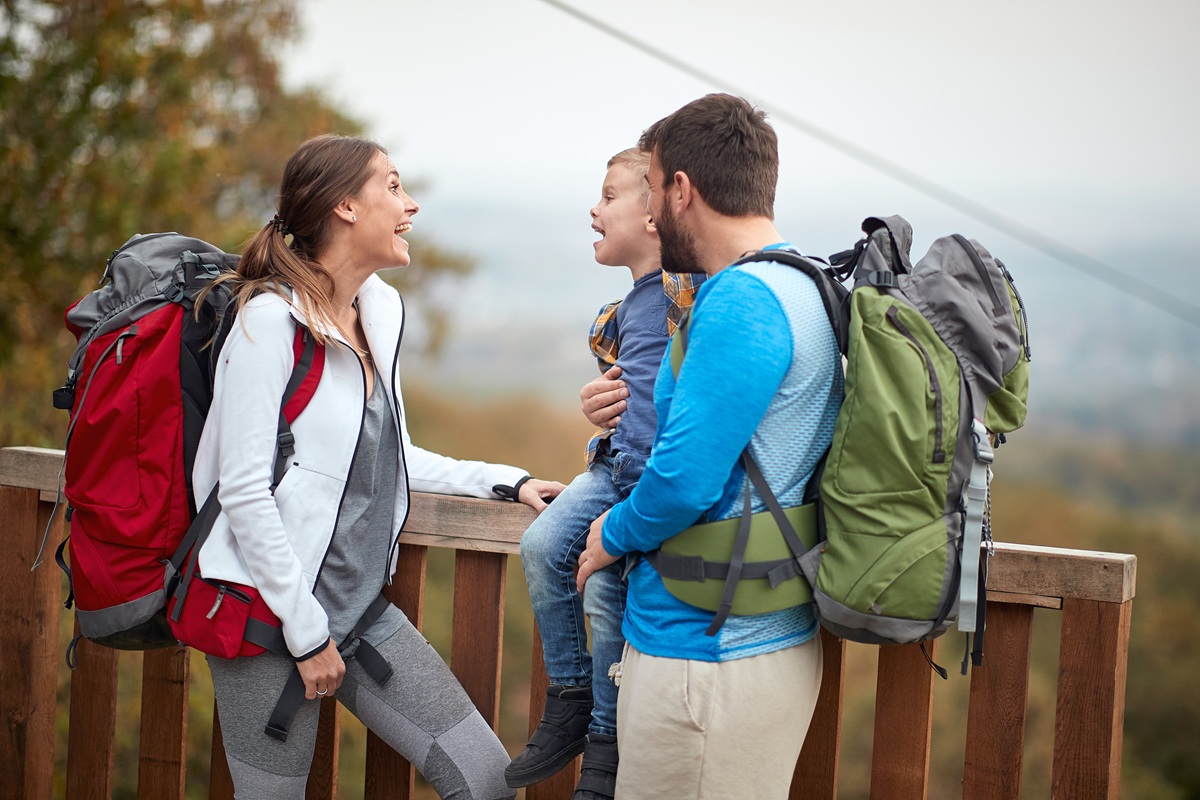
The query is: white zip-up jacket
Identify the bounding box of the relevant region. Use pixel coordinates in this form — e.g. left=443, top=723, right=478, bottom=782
left=193, top=275, right=526, bottom=658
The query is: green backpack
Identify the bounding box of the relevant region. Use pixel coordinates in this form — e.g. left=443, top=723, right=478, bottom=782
left=646, top=216, right=1030, bottom=670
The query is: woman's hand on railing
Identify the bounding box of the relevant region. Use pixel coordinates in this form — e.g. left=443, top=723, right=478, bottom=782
left=518, top=478, right=566, bottom=513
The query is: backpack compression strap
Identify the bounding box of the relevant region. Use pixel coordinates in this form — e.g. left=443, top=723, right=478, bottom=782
left=959, top=419, right=994, bottom=672
left=700, top=455, right=816, bottom=635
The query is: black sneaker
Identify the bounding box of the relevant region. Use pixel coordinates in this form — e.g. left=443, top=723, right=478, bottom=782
left=504, top=684, right=593, bottom=788
left=572, top=733, right=618, bottom=800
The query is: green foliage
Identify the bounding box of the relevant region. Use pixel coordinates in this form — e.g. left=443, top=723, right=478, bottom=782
left=992, top=459, right=1200, bottom=799
left=0, top=0, right=473, bottom=449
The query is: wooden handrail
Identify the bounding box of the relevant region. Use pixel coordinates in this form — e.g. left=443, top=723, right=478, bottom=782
left=0, top=446, right=1136, bottom=799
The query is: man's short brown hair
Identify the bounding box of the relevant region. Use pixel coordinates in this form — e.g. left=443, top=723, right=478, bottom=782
left=639, top=93, right=777, bottom=219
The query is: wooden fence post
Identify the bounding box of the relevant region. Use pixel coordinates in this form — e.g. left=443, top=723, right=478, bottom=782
left=871, top=641, right=937, bottom=799
left=0, top=487, right=63, bottom=800
left=1052, top=597, right=1132, bottom=799
left=963, top=602, right=1035, bottom=800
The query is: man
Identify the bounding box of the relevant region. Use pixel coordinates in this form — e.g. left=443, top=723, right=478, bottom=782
left=575, top=93, right=844, bottom=799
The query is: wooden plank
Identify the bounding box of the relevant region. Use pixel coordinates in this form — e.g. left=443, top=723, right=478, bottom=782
left=305, top=696, right=340, bottom=800
left=402, top=493, right=535, bottom=554
left=989, top=543, right=1135, bottom=603
left=450, top=550, right=507, bottom=726
left=66, top=620, right=119, bottom=800
left=986, top=590, right=1062, bottom=609
left=963, top=603, right=1034, bottom=800
left=365, top=543, right=428, bottom=800
left=792, top=629, right=845, bottom=800
left=871, top=642, right=935, bottom=800
left=0, top=446, right=63, bottom=494
left=525, top=625, right=581, bottom=800
left=209, top=705, right=235, bottom=800
left=0, top=488, right=61, bottom=800
left=1052, top=598, right=1132, bottom=800
left=138, top=645, right=190, bottom=800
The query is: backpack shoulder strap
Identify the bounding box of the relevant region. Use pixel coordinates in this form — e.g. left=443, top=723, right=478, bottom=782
left=169, top=324, right=325, bottom=593
left=731, top=249, right=851, bottom=356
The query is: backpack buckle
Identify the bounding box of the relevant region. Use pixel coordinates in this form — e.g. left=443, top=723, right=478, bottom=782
left=163, top=282, right=186, bottom=303
left=868, top=271, right=895, bottom=288
left=971, top=419, right=994, bottom=464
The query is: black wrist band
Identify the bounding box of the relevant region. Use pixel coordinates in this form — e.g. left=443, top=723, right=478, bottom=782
left=492, top=475, right=533, bottom=501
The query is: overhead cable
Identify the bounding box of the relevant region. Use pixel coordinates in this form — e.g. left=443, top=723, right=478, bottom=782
left=535, top=0, right=1200, bottom=328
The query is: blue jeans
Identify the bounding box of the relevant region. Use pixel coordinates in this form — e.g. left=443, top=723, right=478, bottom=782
left=519, top=450, right=645, bottom=737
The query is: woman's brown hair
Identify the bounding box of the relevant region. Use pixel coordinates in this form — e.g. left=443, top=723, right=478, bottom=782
left=205, top=134, right=385, bottom=346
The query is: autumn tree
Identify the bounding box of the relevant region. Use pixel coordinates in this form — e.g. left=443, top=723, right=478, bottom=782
left=0, top=0, right=471, bottom=448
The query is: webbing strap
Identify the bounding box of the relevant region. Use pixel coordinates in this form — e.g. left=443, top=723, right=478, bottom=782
left=705, top=482, right=755, bottom=636
left=272, top=331, right=317, bottom=490
left=262, top=592, right=393, bottom=741
left=742, top=455, right=810, bottom=570
left=244, top=617, right=288, bottom=653
left=265, top=669, right=308, bottom=741
left=168, top=486, right=223, bottom=622
left=645, top=550, right=804, bottom=584
left=959, top=419, right=993, bottom=634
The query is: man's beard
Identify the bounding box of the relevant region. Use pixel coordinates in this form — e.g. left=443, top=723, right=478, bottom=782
left=656, top=200, right=705, bottom=275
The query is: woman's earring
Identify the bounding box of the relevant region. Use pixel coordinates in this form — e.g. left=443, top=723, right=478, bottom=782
left=351, top=215, right=357, bottom=223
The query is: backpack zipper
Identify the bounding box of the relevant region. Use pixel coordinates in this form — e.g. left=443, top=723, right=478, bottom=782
left=997, top=260, right=1032, bottom=361
left=951, top=234, right=1006, bottom=318
left=64, top=325, right=139, bottom=447
left=885, top=306, right=945, bottom=464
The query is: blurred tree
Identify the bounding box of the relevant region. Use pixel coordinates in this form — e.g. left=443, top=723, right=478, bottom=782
left=0, top=0, right=472, bottom=448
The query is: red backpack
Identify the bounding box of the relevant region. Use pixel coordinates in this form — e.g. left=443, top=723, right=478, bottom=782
left=45, top=233, right=324, bottom=660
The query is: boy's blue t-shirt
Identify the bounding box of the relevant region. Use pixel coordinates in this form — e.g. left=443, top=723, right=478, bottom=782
left=607, top=269, right=677, bottom=459
left=600, top=247, right=844, bottom=663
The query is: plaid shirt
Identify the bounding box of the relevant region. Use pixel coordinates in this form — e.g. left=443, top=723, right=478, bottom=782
left=585, top=271, right=702, bottom=464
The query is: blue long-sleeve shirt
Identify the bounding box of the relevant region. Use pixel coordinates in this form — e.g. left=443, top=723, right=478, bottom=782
left=601, top=246, right=843, bottom=662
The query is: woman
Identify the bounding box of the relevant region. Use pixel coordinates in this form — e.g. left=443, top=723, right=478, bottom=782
left=192, top=134, right=562, bottom=798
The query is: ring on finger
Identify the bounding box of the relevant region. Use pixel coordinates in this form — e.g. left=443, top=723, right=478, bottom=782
left=316, top=688, right=328, bottom=696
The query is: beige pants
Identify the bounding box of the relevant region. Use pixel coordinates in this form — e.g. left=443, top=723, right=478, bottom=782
left=614, top=637, right=822, bottom=800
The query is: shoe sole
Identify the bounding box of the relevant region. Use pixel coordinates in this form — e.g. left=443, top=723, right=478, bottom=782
left=504, top=737, right=589, bottom=788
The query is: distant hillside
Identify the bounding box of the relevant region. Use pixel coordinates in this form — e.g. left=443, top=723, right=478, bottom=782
left=400, top=213, right=1200, bottom=447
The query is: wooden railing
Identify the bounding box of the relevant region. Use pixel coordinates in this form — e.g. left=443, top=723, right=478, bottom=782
left=1, top=445, right=1135, bottom=799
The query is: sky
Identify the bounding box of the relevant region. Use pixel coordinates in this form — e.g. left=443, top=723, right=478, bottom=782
left=279, top=0, right=1200, bottom=438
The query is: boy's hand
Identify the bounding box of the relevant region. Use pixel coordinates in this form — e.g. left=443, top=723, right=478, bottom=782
left=577, top=510, right=619, bottom=593
left=518, top=478, right=566, bottom=512
left=581, top=365, right=628, bottom=429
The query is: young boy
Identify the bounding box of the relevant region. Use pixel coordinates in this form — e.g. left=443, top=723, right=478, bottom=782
left=506, top=148, right=701, bottom=800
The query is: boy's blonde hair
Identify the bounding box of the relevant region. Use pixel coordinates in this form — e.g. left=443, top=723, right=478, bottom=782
left=607, top=147, right=651, bottom=201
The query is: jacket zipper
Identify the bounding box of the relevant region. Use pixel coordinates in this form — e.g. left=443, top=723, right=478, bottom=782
left=384, top=300, right=408, bottom=585
left=886, top=306, right=945, bottom=464
left=311, top=340, right=370, bottom=592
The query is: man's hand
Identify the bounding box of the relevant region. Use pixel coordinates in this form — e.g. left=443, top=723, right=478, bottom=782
left=518, top=478, right=566, bottom=512
left=581, top=365, right=627, bottom=429
left=577, top=509, right=619, bottom=593
left=297, top=639, right=346, bottom=700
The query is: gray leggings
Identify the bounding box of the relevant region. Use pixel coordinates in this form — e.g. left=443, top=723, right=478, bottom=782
left=207, top=605, right=515, bottom=799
